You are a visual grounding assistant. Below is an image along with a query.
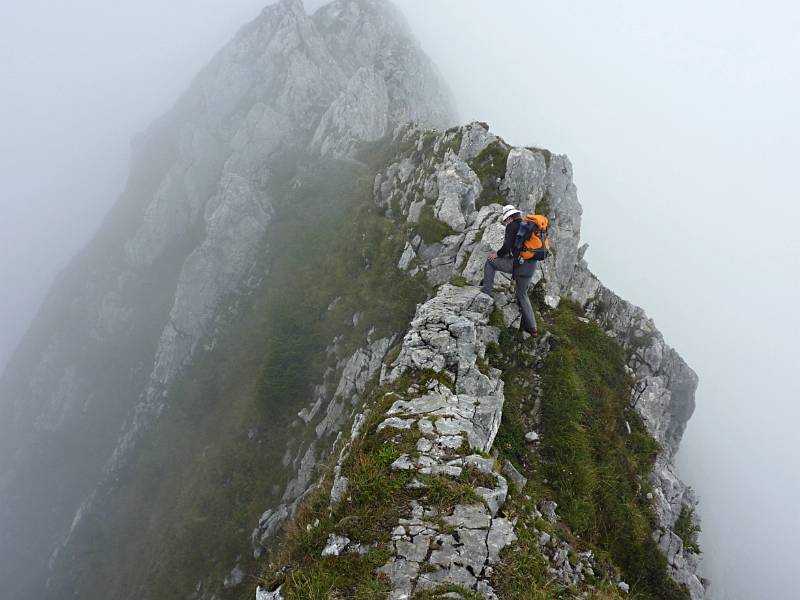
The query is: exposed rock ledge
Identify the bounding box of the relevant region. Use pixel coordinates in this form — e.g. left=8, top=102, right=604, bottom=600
left=376, top=285, right=512, bottom=599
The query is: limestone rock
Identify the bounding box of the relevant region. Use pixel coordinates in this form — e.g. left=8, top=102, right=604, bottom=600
left=525, top=430, right=540, bottom=443
left=310, top=67, right=389, bottom=157
left=255, top=586, right=284, bottom=600
left=504, top=148, right=547, bottom=212
left=434, top=153, right=482, bottom=232
left=458, top=122, right=498, bottom=161
left=321, top=533, right=351, bottom=557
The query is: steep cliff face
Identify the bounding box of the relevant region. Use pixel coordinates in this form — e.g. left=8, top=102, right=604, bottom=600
left=253, top=123, right=706, bottom=600
left=0, top=1, right=453, bottom=598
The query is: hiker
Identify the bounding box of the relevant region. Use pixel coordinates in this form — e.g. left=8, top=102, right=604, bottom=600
left=480, top=204, right=550, bottom=337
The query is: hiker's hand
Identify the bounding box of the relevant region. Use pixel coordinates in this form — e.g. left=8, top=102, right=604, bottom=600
left=489, top=252, right=498, bottom=261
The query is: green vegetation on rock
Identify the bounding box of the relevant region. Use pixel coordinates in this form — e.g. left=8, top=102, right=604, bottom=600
left=488, top=299, right=690, bottom=600
left=471, top=142, right=510, bottom=183
left=674, top=507, right=702, bottom=555
left=258, top=369, right=477, bottom=599
left=534, top=191, right=551, bottom=217
left=470, top=141, right=511, bottom=209
left=414, top=204, right=457, bottom=243
left=412, top=584, right=485, bottom=600
left=56, top=146, right=432, bottom=600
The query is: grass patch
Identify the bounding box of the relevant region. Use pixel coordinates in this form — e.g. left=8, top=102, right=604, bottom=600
left=470, top=141, right=511, bottom=210
left=459, top=466, right=497, bottom=490
left=489, top=300, right=689, bottom=600
left=420, top=476, right=483, bottom=512
left=443, top=131, right=464, bottom=157
left=414, top=205, right=457, bottom=244
left=534, top=191, right=551, bottom=217
left=674, top=507, right=701, bottom=555
left=471, top=142, right=510, bottom=183
left=476, top=193, right=505, bottom=209
left=259, top=369, right=465, bottom=598
left=281, top=551, right=392, bottom=600
left=494, top=491, right=630, bottom=599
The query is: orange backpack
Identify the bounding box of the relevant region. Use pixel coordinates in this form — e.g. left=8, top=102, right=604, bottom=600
left=514, top=214, right=551, bottom=261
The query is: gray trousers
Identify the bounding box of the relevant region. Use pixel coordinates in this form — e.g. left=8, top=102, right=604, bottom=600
left=481, top=256, right=538, bottom=333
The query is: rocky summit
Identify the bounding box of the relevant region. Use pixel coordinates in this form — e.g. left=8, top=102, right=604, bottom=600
left=0, top=1, right=705, bottom=600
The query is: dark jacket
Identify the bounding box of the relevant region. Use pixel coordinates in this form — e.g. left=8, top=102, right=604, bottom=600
left=496, top=217, right=522, bottom=258
left=497, top=216, right=537, bottom=277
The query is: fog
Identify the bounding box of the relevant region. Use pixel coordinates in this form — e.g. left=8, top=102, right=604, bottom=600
left=0, top=0, right=268, bottom=369
left=392, top=3, right=800, bottom=598
left=1, top=1, right=798, bottom=598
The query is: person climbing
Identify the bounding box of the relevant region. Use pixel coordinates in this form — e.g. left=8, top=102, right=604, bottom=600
left=480, top=204, right=550, bottom=337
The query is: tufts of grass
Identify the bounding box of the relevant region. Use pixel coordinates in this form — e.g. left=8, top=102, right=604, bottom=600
left=471, top=142, right=510, bottom=183
left=281, top=551, right=392, bottom=600
left=414, top=205, right=457, bottom=244
left=259, top=369, right=464, bottom=598
left=534, top=191, right=552, bottom=217
left=674, top=507, right=701, bottom=555
left=459, top=465, right=498, bottom=490
left=488, top=300, right=690, bottom=600
left=443, top=131, right=464, bottom=157
left=470, top=142, right=511, bottom=209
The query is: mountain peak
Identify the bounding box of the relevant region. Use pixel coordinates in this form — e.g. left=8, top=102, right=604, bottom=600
left=0, top=2, right=454, bottom=598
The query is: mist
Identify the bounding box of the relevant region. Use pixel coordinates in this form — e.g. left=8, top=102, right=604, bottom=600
left=0, top=0, right=268, bottom=369
left=394, top=2, right=799, bottom=598
left=1, top=1, right=798, bottom=598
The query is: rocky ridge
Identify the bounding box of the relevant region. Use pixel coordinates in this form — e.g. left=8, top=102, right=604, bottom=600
left=374, top=285, right=513, bottom=599
left=256, top=121, right=705, bottom=599
left=0, top=2, right=705, bottom=598
left=0, top=1, right=454, bottom=598
left=110, top=0, right=453, bottom=479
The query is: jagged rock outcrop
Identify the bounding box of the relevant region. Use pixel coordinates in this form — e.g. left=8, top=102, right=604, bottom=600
left=110, top=0, right=454, bottom=479
left=251, top=335, right=394, bottom=558
left=375, top=285, right=514, bottom=599
left=0, top=1, right=454, bottom=598
left=259, top=122, right=705, bottom=599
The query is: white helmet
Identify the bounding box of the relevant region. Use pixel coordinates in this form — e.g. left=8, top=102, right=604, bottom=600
left=501, top=204, right=521, bottom=221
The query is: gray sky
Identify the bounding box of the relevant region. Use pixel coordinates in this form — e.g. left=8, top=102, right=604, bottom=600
left=1, top=1, right=798, bottom=598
